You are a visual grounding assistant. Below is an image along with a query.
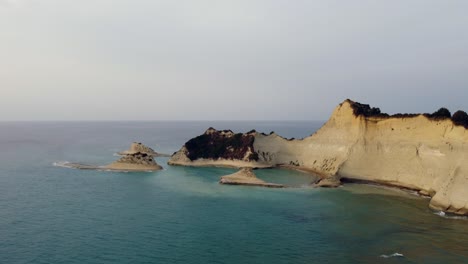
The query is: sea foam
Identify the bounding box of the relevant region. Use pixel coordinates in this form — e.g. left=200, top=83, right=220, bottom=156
left=433, top=211, right=468, bottom=220
left=380, top=253, right=404, bottom=258
left=52, top=161, right=73, bottom=168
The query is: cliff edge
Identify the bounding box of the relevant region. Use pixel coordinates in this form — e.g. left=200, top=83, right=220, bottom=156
left=169, top=100, right=468, bottom=215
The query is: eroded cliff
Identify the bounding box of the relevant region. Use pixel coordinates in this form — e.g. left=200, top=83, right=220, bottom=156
left=169, top=100, right=468, bottom=215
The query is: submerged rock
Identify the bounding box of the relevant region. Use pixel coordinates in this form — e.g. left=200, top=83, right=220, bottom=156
left=315, top=175, right=341, bottom=188
left=219, top=168, right=284, bottom=188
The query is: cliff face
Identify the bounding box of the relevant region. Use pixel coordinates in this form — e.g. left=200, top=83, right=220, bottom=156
left=258, top=100, right=468, bottom=214
left=169, top=100, right=468, bottom=215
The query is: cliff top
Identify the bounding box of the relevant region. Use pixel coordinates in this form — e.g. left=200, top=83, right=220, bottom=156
left=344, top=99, right=468, bottom=128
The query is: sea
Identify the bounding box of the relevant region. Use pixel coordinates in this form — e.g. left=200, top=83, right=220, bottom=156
left=0, top=121, right=467, bottom=264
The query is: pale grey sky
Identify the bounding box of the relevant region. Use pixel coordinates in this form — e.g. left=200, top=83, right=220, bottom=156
left=1, top=0, right=467, bottom=121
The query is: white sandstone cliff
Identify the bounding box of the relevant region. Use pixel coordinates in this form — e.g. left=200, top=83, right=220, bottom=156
left=169, top=100, right=468, bottom=215
left=255, top=100, right=468, bottom=215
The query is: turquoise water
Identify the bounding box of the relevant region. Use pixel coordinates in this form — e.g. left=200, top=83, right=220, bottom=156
left=1, top=121, right=467, bottom=264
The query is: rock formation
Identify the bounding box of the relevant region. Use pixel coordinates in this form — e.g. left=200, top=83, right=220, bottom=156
left=169, top=99, right=468, bottom=215
left=105, top=151, right=162, bottom=171
left=168, top=128, right=270, bottom=168
left=219, top=168, right=284, bottom=188
left=118, top=142, right=170, bottom=157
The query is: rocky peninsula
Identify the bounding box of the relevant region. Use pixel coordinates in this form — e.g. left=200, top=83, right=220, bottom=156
left=168, top=128, right=271, bottom=168
left=169, top=99, right=468, bottom=216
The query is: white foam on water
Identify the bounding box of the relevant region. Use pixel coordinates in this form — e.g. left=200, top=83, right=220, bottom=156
left=52, top=161, right=73, bottom=168
left=433, top=211, right=468, bottom=220
left=435, top=211, right=446, bottom=217
left=380, top=253, right=404, bottom=258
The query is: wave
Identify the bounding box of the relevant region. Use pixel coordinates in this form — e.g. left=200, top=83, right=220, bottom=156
left=380, top=253, right=404, bottom=258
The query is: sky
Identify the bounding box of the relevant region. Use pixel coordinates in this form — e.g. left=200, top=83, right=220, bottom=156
left=1, top=0, right=467, bottom=121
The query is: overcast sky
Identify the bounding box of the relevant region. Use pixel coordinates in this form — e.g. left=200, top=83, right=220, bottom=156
left=1, top=0, right=467, bottom=121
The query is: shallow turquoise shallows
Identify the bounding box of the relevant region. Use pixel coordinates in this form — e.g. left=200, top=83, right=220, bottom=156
left=0, top=121, right=467, bottom=264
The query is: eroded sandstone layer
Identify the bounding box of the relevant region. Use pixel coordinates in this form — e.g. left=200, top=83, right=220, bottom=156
left=169, top=100, right=468, bottom=215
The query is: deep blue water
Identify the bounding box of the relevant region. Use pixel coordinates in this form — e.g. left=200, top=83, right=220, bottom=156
left=0, top=121, right=467, bottom=264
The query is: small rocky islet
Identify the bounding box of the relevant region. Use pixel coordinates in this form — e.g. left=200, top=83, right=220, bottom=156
left=60, top=142, right=165, bottom=172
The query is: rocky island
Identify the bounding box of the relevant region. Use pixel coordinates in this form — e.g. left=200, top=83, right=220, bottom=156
left=169, top=99, right=468, bottom=216
left=60, top=143, right=163, bottom=172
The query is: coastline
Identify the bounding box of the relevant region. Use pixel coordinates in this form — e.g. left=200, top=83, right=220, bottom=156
left=168, top=99, right=468, bottom=216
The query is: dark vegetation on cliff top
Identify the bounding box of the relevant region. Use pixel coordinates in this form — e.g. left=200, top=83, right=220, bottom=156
left=452, top=111, right=468, bottom=128
left=185, top=129, right=259, bottom=161
left=347, top=100, right=468, bottom=128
